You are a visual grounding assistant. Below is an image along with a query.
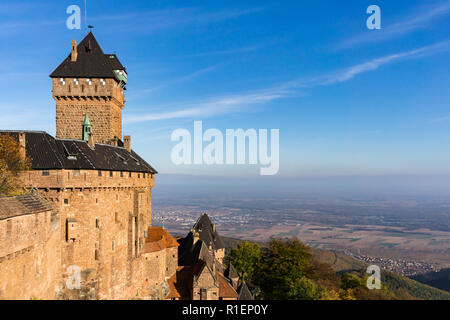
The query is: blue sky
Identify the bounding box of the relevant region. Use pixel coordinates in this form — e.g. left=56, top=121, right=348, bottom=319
left=1, top=0, right=450, bottom=178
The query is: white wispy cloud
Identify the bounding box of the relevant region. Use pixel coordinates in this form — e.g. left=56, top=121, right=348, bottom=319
left=0, top=7, right=262, bottom=33
left=124, top=40, right=450, bottom=124
left=93, top=7, right=263, bottom=33
left=430, top=116, right=450, bottom=123
left=288, top=40, right=450, bottom=88
left=338, top=1, right=450, bottom=49
left=129, top=64, right=221, bottom=98
left=181, top=45, right=263, bottom=58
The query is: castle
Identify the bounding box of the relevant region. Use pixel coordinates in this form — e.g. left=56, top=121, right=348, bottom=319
left=0, top=32, right=251, bottom=300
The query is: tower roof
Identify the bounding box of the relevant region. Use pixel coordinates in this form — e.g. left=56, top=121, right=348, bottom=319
left=83, top=112, right=91, bottom=126
left=238, top=281, right=254, bottom=300
left=50, top=32, right=123, bottom=79
left=192, top=213, right=225, bottom=250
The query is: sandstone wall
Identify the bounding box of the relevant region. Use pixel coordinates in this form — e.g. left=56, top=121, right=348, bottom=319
left=0, top=209, right=61, bottom=300
left=22, top=169, right=156, bottom=299
left=52, top=78, right=124, bottom=143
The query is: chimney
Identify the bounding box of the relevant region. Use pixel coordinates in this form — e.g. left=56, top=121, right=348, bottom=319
left=124, top=135, right=131, bottom=152
left=18, top=132, right=26, bottom=160
left=71, top=39, right=78, bottom=62
left=88, top=133, right=95, bottom=149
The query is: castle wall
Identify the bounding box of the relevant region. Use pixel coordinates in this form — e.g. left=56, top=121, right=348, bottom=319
left=0, top=209, right=61, bottom=300
left=22, top=169, right=158, bottom=299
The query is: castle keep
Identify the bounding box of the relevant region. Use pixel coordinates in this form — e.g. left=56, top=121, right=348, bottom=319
left=0, top=32, right=251, bottom=300
left=50, top=33, right=126, bottom=145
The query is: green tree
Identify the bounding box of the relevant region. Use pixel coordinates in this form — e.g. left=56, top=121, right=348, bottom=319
left=0, top=134, right=31, bottom=196
left=341, top=273, right=363, bottom=290
left=288, top=277, right=325, bottom=300
left=255, top=238, right=315, bottom=299
left=225, top=241, right=261, bottom=283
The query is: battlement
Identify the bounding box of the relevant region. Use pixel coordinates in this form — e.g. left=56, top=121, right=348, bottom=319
left=52, top=78, right=124, bottom=105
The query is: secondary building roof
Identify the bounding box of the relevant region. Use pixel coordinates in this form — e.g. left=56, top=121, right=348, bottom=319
left=143, top=226, right=179, bottom=253
left=192, top=213, right=225, bottom=250
left=0, top=192, right=52, bottom=220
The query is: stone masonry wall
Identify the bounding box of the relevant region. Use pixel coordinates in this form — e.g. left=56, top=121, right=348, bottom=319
left=52, top=78, right=124, bottom=144
left=22, top=169, right=160, bottom=299
left=0, top=209, right=61, bottom=300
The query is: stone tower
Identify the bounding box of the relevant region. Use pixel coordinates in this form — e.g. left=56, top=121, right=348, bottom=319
left=50, top=32, right=127, bottom=145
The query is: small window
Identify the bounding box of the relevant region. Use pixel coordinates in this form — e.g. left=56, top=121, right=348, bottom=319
left=112, top=241, right=115, bottom=251
left=98, top=170, right=102, bottom=177
left=129, top=172, right=132, bottom=178
left=95, top=219, right=99, bottom=228
left=95, top=249, right=99, bottom=261
left=115, top=212, right=119, bottom=223
left=6, top=219, right=12, bottom=236
left=120, top=171, right=123, bottom=178
left=138, top=173, right=140, bottom=179
left=109, top=171, right=113, bottom=178
left=42, top=170, right=50, bottom=176
left=64, top=199, right=69, bottom=205
left=73, top=169, right=80, bottom=177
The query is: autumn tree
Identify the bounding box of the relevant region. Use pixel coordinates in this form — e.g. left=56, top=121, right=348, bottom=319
left=225, top=241, right=261, bottom=284
left=255, top=238, right=317, bottom=299
left=0, top=134, right=31, bottom=196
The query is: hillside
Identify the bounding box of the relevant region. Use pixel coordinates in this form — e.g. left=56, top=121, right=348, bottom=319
left=222, top=236, right=450, bottom=300
left=411, top=268, right=450, bottom=293
left=313, top=248, right=450, bottom=300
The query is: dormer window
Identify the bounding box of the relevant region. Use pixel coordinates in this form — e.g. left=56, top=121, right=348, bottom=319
left=114, top=152, right=128, bottom=164
left=62, top=143, right=77, bottom=161
left=129, top=155, right=140, bottom=166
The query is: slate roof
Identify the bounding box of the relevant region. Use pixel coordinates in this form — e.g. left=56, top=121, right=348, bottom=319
left=50, top=32, right=123, bottom=79
left=225, top=264, right=239, bottom=279
left=105, top=54, right=125, bottom=71
left=0, top=131, right=157, bottom=174
left=192, top=213, right=225, bottom=250
left=0, top=192, right=52, bottom=220
left=238, top=281, right=254, bottom=300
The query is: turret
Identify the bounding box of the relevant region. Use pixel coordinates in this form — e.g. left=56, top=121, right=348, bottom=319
left=82, top=112, right=92, bottom=141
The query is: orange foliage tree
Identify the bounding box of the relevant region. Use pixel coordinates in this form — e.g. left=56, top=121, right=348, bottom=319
left=0, top=134, right=31, bottom=196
